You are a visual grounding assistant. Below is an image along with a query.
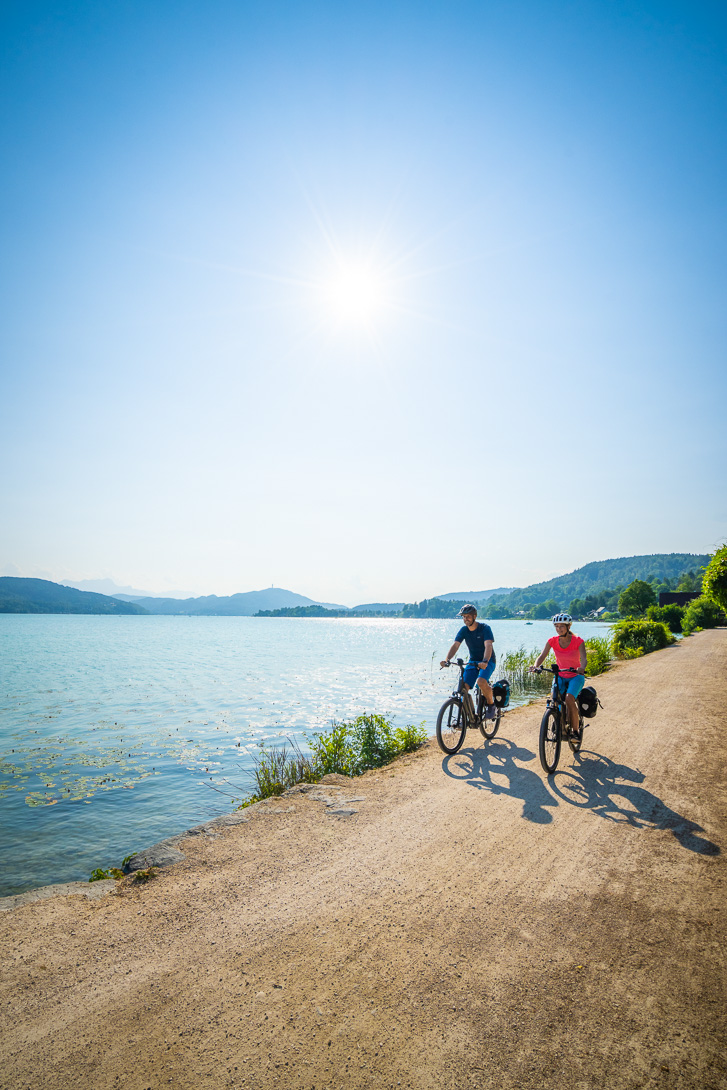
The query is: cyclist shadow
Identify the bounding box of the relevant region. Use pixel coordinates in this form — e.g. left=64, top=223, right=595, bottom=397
left=441, top=737, right=557, bottom=825
left=552, top=750, right=720, bottom=855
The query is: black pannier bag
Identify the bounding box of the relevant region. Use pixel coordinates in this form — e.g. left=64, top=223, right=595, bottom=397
left=578, top=685, right=600, bottom=718
left=492, top=679, right=510, bottom=708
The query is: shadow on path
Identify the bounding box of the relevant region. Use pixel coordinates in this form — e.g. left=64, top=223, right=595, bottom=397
left=551, top=750, right=720, bottom=855
left=441, top=737, right=557, bottom=824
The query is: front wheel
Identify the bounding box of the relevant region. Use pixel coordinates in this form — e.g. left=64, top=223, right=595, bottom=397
left=436, top=698, right=466, bottom=755
left=539, top=708, right=561, bottom=774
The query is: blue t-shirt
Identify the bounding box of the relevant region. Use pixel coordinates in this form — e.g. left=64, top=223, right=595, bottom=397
left=455, top=622, right=496, bottom=665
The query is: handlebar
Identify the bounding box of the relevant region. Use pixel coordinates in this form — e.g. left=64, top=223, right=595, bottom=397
left=532, top=664, right=588, bottom=678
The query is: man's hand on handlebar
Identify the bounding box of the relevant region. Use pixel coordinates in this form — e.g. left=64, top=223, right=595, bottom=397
left=440, top=660, right=451, bottom=669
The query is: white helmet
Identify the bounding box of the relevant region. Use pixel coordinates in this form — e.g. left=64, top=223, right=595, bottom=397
left=552, top=612, right=572, bottom=624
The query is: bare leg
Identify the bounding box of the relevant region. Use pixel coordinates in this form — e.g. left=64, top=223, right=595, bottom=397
left=565, top=693, right=580, bottom=734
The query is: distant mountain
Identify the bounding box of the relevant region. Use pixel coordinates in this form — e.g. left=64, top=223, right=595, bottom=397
left=131, top=586, right=347, bottom=616
left=351, top=602, right=405, bottom=613
left=65, top=578, right=193, bottom=599
left=436, top=588, right=517, bottom=602
left=0, top=578, right=149, bottom=615
left=481, top=553, right=710, bottom=614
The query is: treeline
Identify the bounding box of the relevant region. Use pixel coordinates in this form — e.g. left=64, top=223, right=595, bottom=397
left=480, top=553, right=710, bottom=618
left=256, top=599, right=471, bottom=618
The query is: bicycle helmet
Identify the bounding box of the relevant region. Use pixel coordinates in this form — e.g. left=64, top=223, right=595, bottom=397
left=551, top=612, right=572, bottom=625
left=458, top=604, right=478, bottom=617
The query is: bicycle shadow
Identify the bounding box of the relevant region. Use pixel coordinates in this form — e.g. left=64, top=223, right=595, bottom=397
left=441, top=736, right=557, bottom=825
left=550, top=750, right=720, bottom=855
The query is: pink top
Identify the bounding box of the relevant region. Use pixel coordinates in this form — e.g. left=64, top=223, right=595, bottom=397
left=547, top=634, right=584, bottom=676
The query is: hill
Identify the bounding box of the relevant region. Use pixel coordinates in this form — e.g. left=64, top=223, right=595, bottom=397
left=435, top=587, right=516, bottom=601
left=480, top=553, right=710, bottom=616
left=0, top=578, right=149, bottom=615
left=132, top=587, right=347, bottom=616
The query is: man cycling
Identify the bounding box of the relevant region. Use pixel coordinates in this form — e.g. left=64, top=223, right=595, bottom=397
left=530, top=612, right=587, bottom=739
left=440, top=605, right=497, bottom=720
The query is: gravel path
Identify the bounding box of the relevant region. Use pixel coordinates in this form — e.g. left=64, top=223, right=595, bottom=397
left=1, top=629, right=725, bottom=1090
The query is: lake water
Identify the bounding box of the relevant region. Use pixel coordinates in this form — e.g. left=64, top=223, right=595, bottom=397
left=0, top=615, right=611, bottom=895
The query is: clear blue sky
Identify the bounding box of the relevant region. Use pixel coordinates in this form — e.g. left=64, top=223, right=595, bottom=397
left=1, top=0, right=725, bottom=603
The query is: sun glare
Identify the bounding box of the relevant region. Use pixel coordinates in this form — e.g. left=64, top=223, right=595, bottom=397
left=322, top=265, right=385, bottom=323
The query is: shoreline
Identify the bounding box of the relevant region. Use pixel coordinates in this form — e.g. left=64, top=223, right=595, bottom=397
left=1, top=630, right=725, bottom=1089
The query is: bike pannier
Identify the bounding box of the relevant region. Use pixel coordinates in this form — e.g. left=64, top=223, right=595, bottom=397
left=578, top=685, right=600, bottom=718
left=492, top=679, right=510, bottom=708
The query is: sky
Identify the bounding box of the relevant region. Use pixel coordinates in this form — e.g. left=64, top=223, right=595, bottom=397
left=1, top=0, right=725, bottom=605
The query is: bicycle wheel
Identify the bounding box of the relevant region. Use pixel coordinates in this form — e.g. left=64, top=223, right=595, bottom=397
left=539, top=707, right=561, bottom=774
left=480, top=704, right=501, bottom=740
left=436, top=698, right=466, bottom=755
left=567, top=717, right=584, bottom=753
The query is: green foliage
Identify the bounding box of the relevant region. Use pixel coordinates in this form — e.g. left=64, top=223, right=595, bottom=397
left=89, top=867, right=124, bottom=882
left=676, top=570, right=702, bottom=592
left=528, top=598, right=560, bottom=620
left=618, top=580, right=657, bottom=617
left=244, top=715, right=428, bottom=803
left=682, top=595, right=724, bottom=636
left=478, top=553, right=709, bottom=617
left=132, top=868, right=156, bottom=883
left=702, top=545, right=727, bottom=613
left=612, top=619, right=675, bottom=657
left=584, top=635, right=613, bottom=675
left=646, top=603, right=684, bottom=633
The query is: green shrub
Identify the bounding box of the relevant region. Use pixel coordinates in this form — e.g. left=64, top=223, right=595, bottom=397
left=244, top=715, right=429, bottom=804
left=89, top=867, right=124, bottom=882
left=682, top=595, right=724, bottom=636
left=646, top=603, right=684, bottom=633
left=703, top=545, right=727, bottom=614
left=613, top=619, right=675, bottom=657
left=584, top=635, right=613, bottom=675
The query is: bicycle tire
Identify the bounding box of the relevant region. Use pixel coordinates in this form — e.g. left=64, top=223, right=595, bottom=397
left=480, top=707, right=501, bottom=740
left=567, top=717, right=584, bottom=753
left=436, top=697, right=466, bottom=755
left=539, top=707, right=561, bottom=774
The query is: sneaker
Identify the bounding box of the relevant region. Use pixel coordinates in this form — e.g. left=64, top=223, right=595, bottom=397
left=485, top=704, right=498, bottom=721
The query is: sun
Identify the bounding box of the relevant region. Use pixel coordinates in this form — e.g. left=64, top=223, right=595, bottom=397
left=322, top=264, right=386, bottom=324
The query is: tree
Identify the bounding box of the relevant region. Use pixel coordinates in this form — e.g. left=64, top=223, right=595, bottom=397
left=702, top=545, right=727, bottom=613
left=618, top=580, right=657, bottom=617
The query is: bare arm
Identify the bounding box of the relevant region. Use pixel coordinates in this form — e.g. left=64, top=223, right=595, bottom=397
left=479, top=639, right=493, bottom=668
left=579, top=641, right=587, bottom=673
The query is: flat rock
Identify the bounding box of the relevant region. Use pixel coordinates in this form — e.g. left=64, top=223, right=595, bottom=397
left=123, top=839, right=187, bottom=874
left=0, top=880, right=117, bottom=912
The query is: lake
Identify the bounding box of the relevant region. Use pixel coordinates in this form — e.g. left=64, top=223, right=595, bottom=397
left=0, top=615, right=611, bottom=895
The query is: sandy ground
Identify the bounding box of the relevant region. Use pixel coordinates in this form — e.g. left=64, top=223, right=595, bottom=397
left=1, top=629, right=725, bottom=1090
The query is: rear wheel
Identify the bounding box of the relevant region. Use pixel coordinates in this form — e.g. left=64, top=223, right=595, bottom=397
left=436, top=698, right=466, bottom=755
left=539, top=708, right=561, bottom=774
left=567, top=716, right=584, bottom=753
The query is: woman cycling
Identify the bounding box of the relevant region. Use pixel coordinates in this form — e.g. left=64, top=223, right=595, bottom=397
left=530, top=613, right=587, bottom=739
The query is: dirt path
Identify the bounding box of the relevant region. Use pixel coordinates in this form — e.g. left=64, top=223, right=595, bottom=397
left=1, top=630, right=725, bottom=1090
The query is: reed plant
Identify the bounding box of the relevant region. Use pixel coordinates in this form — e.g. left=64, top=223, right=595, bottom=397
left=244, top=714, right=428, bottom=804
left=499, top=645, right=553, bottom=694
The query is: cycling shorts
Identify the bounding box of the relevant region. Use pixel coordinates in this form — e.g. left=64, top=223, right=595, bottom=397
left=463, top=660, right=496, bottom=688
left=556, top=673, right=585, bottom=698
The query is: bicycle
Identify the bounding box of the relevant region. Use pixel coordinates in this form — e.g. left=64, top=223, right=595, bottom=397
left=436, top=658, right=501, bottom=755
left=533, top=663, right=586, bottom=774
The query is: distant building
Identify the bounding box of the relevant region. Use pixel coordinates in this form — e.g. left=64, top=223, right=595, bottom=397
left=659, top=592, right=700, bottom=607
left=586, top=605, right=607, bottom=618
